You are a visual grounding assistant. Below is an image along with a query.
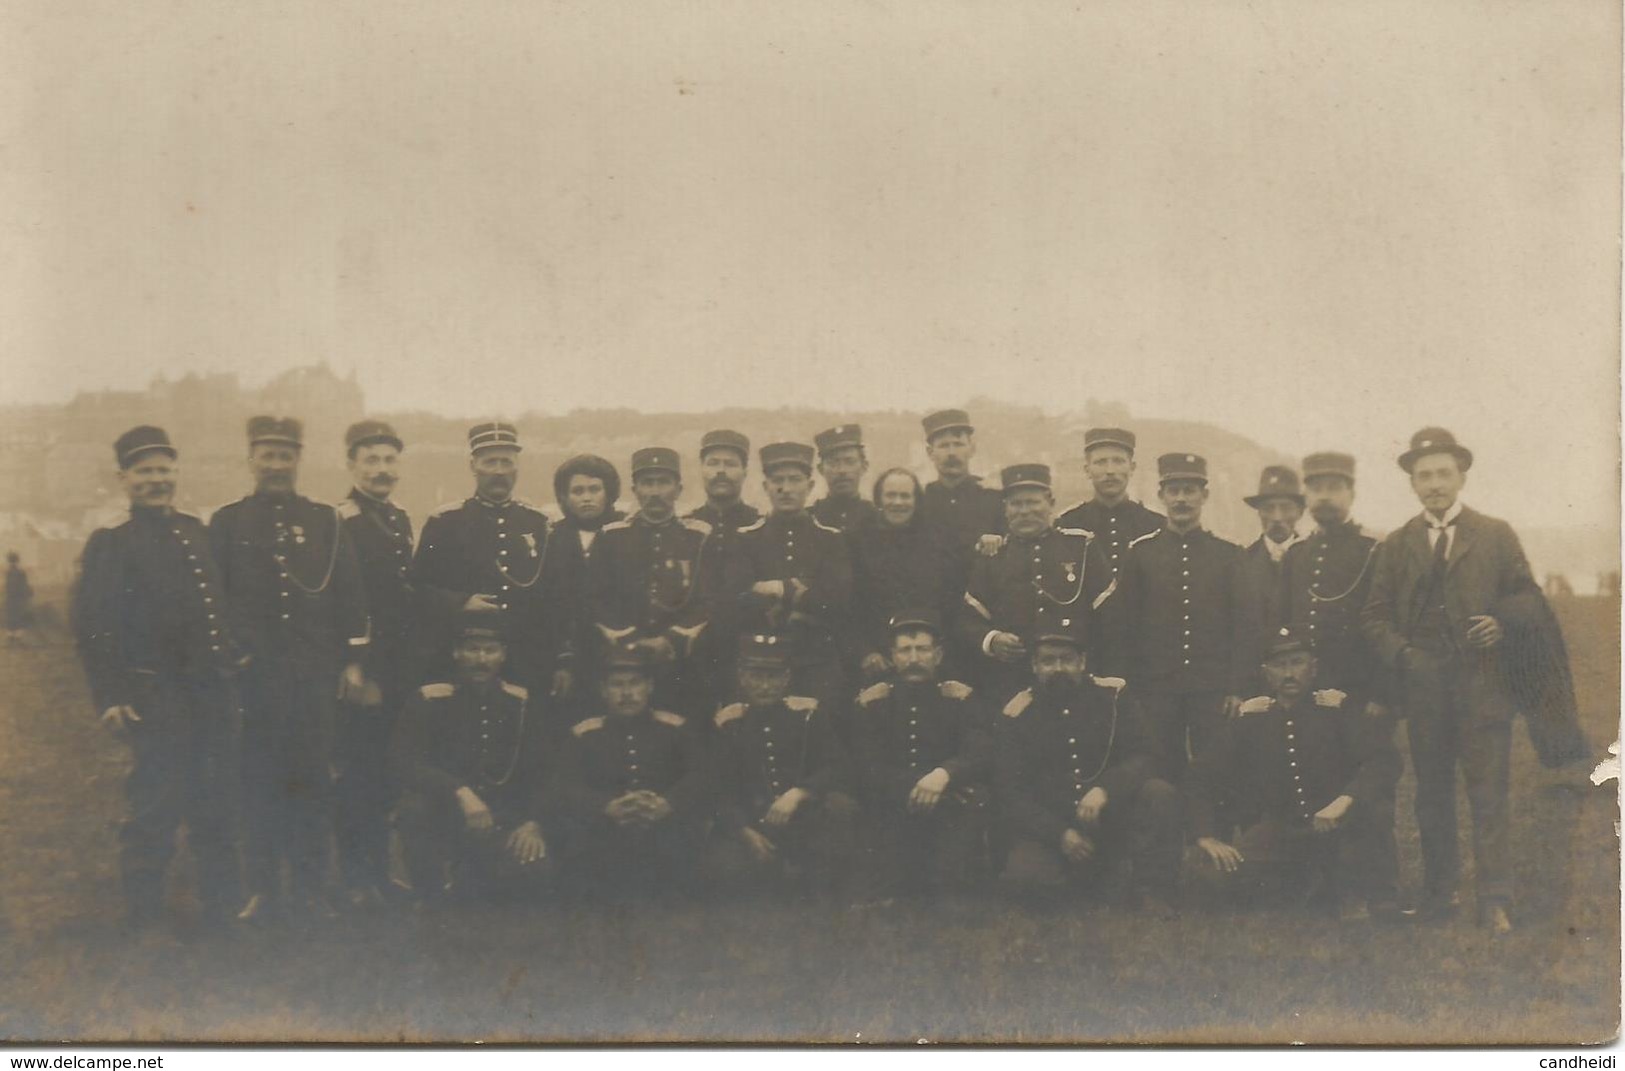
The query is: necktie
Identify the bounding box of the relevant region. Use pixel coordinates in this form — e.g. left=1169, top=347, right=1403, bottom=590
left=1431, top=524, right=1451, bottom=570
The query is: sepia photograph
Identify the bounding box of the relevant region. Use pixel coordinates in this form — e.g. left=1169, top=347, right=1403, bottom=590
left=0, top=0, right=1619, bottom=1050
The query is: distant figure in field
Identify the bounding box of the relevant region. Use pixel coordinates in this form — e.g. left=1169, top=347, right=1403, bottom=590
left=1543, top=573, right=1574, bottom=599
left=5, top=550, right=33, bottom=645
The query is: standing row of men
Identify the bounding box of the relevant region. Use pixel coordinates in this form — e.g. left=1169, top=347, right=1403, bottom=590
left=73, top=410, right=1578, bottom=935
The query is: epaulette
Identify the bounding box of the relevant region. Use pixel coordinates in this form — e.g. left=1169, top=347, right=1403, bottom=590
left=571, top=716, right=605, bottom=736
left=1128, top=529, right=1160, bottom=548
left=963, top=591, right=993, bottom=620
left=715, top=702, right=746, bottom=728
left=1313, top=689, right=1348, bottom=709
left=1090, top=675, right=1127, bottom=694
left=737, top=518, right=767, bottom=533
left=681, top=517, right=713, bottom=535
left=939, top=680, right=973, bottom=700
left=1003, top=689, right=1034, bottom=718
left=1092, top=576, right=1117, bottom=610
left=429, top=499, right=467, bottom=518
left=652, top=709, right=686, bottom=728
left=1057, top=525, right=1094, bottom=539
left=784, top=695, right=818, bottom=714
left=857, top=682, right=891, bottom=707
left=600, top=518, right=634, bottom=533
left=1236, top=696, right=1275, bottom=716
left=335, top=500, right=361, bottom=520
left=1056, top=500, right=1089, bottom=520
left=501, top=681, right=529, bottom=701
left=419, top=682, right=455, bottom=700
left=810, top=517, right=842, bottom=535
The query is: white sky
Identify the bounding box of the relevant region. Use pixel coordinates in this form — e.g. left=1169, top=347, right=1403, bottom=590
left=1, top=0, right=1618, bottom=536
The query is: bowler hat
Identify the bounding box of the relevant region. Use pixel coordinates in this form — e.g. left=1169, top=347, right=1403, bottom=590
left=1244, top=466, right=1305, bottom=508
left=1398, top=427, right=1472, bottom=474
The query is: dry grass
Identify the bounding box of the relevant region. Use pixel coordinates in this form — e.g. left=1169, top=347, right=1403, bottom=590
left=0, top=596, right=1617, bottom=1044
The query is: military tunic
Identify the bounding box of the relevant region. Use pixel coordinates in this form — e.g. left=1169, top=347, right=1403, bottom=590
left=918, top=477, right=1005, bottom=611
left=1281, top=521, right=1384, bottom=705
left=410, top=496, right=566, bottom=694
left=957, top=525, right=1117, bottom=700
left=1054, top=498, right=1163, bottom=584
left=809, top=493, right=879, bottom=533
left=209, top=491, right=369, bottom=901
left=683, top=498, right=763, bottom=701
left=726, top=512, right=855, bottom=705
left=74, top=506, right=245, bottom=920
left=585, top=514, right=722, bottom=715
left=553, top=708, right=709, bottom=896
left=1116, top=526, right=1262, bottom=779
left=851, top=678, right=992, bottom=891
left=1187, top=690, right=1400, bottom=902
left=993, top=679, right=1179, bottom=894
left=707, top=696, right=859, bottom=892
left=390, top=678, right=550, bottom=896
left=334, top=487, right=416, bottom=892
left=847, top=521, right=952, bottom=666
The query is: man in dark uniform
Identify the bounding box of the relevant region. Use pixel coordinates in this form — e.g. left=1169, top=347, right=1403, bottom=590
left=1115, top=453, right=1261, bottom=783
left=551, top=644, right=709, bottom=902
left=809, top=424, right=880, bottom=533
left=917, top=409, right=1006, bottom=679
left=74, top=426, right=247, bottom=932
left=1282, top=452, right=1387, bottom=718
left=209, top=416, right=369, bottom=923
left=1055, top=427, right=1163, bottom=587
left=544, top=454, right=626, bottom=709
left=957, top=463, right=1115, bottom=704
left=1242, top=465, right=1307, bottom=629
left=586, top=447, right=723, bottom=720
left=390, top=612, right=550, bottom=905
left=1188, top=625, right=1401, bottom=922
left=411, top=423, right=571, bottom=714
left=850, top=609, right=991, bottom=899
left=993, top=627, right=1180, bottom=915
left=333, top=419, right=414, bottom=908
left=684, top=429, right=761, bottom=702
left=727, top=441, right=855, bottom=711
left=1363, top=428, right=1549, bottom=934
left=705, top=633, right=859, bottom=900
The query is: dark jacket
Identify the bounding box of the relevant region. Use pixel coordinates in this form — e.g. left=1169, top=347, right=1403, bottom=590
left=337, top=488, right=415, bottom=689
left=1187, top=690, right=1400, bottom=840
left=208, top=492, right=369, bottom=670
left=810, top=494, right=879, bottom=534
left=584, top=513, right=721, bottom=659
left=726, top=512, right=854, bottom=667
left=388, top=677, right=547, bottom=824
left=850, top=678, right=991, bottom=808
left=710, top=696, right=852, bottom=833
left=552, top=707, right=709, bottom=821
left=919, top=476, right=1005, bottom=600
left=848, top=520, right=952, bottom=661
left=1117, top=526, right=1261, bottom=696
left=1054, top=498, right=1163, bottom=585
left=74, top=506, right=244, bottom=711
left=1281, top=521, right=1384, bottom=704
left=994, top=678, right=1159, bottom=845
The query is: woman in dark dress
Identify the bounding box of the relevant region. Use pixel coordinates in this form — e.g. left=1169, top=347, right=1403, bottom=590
left=847, top=468, right=952, bottom=683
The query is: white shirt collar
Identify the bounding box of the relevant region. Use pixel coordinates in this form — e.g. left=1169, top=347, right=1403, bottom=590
left=1264, top=530, right=1304, bottom=562
left=1425, top=500, right=1464, bottom=529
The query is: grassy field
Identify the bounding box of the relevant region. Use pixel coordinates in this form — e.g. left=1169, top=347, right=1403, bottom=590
left=0, top=595, right=1617, bottom=1044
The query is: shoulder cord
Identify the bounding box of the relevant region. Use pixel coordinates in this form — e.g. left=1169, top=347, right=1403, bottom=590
left=1079, top=687, right=1122, bottom=787
left=495, top=514, right=548, bottom=590
left=1034, top=531, right=1090, bottom=608
left=1307, top=542, right=1379, bottom=604
left=273, top=506, right=343, bottom=596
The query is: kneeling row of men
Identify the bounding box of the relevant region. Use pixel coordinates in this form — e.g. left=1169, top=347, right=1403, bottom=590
left=404, top=608, right=1397, bottom=921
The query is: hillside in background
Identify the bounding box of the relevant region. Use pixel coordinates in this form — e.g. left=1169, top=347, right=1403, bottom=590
left=0, top=366, right=1614, bottom=591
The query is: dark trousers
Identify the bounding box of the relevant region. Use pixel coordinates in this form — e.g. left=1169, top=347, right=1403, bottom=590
left=866, top=792, right=989, bottom=896
left=333, top=700, right=397, bottom=889
left=705, top=791, right=860, bottom=898
left=999, top=778, right=1182, bottom=897
left=1137, top=688, right=1227, bottom=783
left=396, top=790, right=552, bottom=901
left=1191, top=804, right=1399, bottom=906
left=1403, top=650, right=1514, bottom=906
left=238, top=657, right=337, bottom=900
left=119, top=674, right=242, bottom=920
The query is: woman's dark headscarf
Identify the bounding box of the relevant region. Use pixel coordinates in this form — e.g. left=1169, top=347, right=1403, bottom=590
left=870, top=467, right=925, bottom=529
left=553, top=454, right=622, bottom=528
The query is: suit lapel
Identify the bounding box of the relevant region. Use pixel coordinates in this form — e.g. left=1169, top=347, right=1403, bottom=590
left=1404, top=514, right=1433, bottom=576
left=1446, top=507, right=1479, bottom=573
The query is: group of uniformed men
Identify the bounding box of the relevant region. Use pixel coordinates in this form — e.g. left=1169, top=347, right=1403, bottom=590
left=73, top=408, right=1567, bottom=937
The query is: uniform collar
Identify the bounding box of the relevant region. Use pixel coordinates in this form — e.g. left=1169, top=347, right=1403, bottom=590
left=349, top=486, right=395, bottom=510
left=473, top=494, right=513, bottom=511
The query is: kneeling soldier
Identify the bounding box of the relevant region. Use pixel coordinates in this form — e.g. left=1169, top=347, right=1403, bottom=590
left=852, top=609, right=992, bottom=899
left=994, top=624, right=1180, bottom=915
left=707, top=633, right=859, bottom=899
left=552, top=644, right=708, bottom=902
left=1187, top=625, right=1401, bottom=922
left=389, top=613, right=550, bottom=904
